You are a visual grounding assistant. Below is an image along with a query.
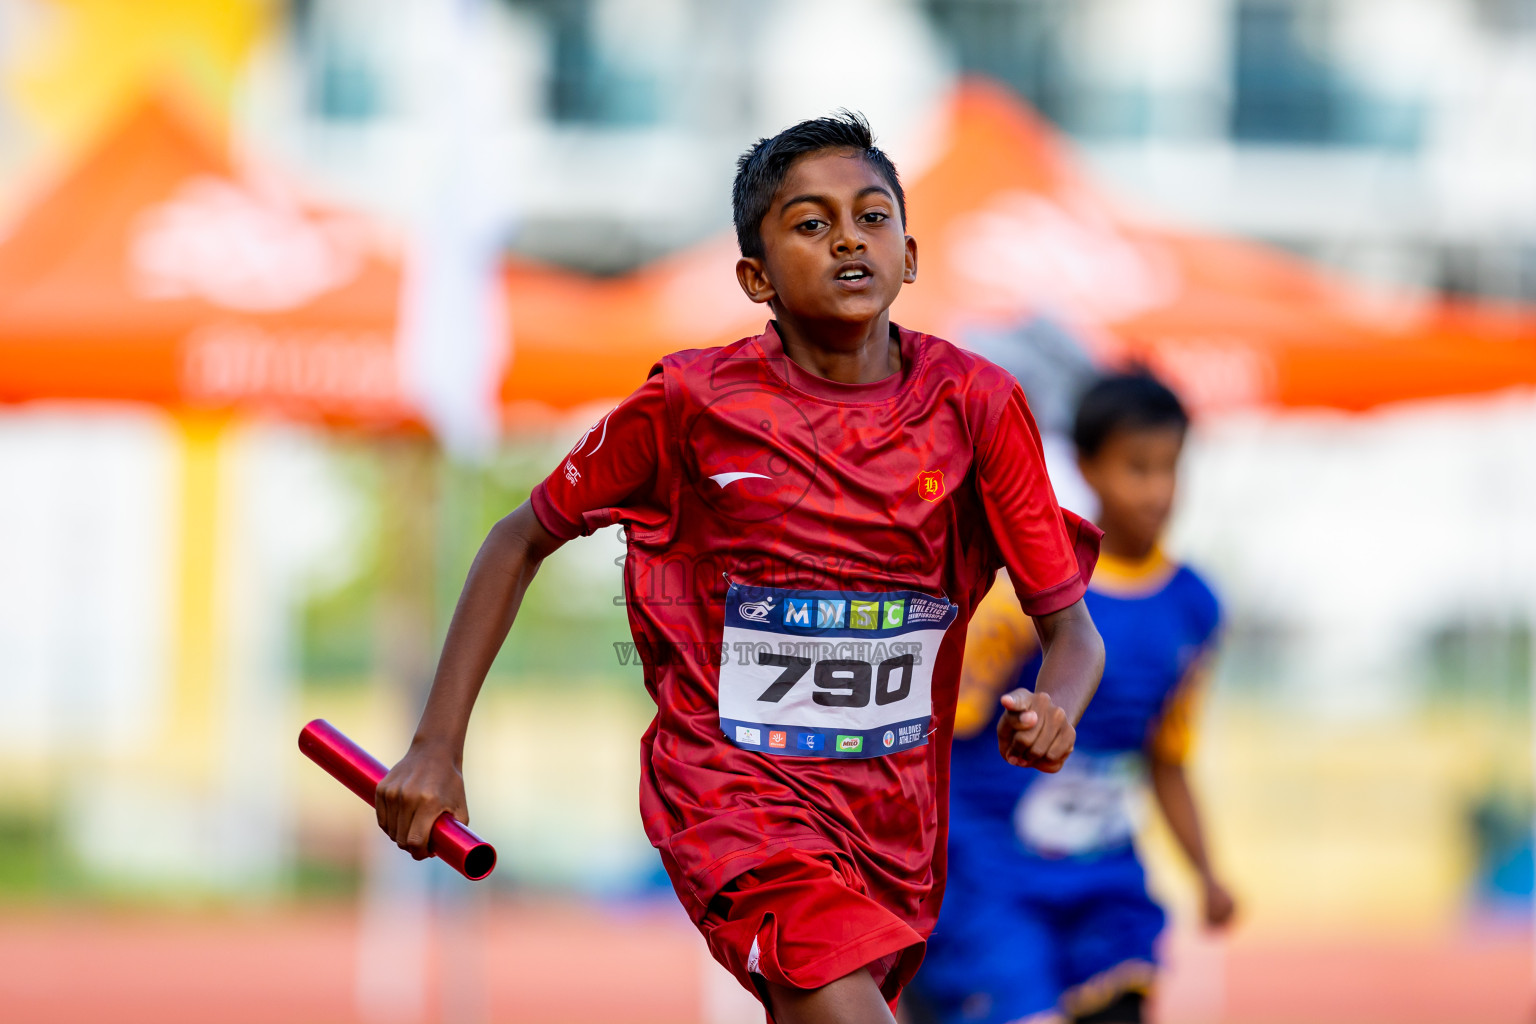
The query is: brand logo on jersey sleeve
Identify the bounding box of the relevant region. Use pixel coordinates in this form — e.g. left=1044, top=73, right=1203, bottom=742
left=783, top=599, right=812, bottom=628
left=917, top=470, right=945, bottom=502
left=850, top=601, right=879, bottom=629
left=836, top=735, right=863, bottom=753
left=816, top=600, right=846, bottom=628
left=563, top=412, right=611, bottom=487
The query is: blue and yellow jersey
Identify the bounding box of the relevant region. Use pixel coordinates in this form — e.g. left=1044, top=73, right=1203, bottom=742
left=949, top=549, right=1220, bottom=864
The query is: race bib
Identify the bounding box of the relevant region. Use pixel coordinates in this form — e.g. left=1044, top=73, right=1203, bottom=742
left=718, top=582, right=957, bottom=758
left=1012, top=752, right=1145, bottom=857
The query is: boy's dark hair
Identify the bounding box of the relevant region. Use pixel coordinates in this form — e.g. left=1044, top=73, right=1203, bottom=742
left=732, top=111, right=907, bottom=259
left=1072, top=372, right=1190, bottom=458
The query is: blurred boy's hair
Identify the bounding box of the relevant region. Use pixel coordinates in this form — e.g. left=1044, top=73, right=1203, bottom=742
left=732, top=111, right=907, bottom=260
left=1073, top=373, right=1189, bottom=458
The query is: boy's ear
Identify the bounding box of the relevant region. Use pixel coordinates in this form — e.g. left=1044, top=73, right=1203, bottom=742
left=736, top=257, right=776, bottom=305
left=903, top=234, right=918, bottom=285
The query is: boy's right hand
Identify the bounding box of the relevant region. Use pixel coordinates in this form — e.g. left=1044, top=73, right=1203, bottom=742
left=375, top=743, right=469, bottom=860
left=997, top=688, right=1075, bottom=772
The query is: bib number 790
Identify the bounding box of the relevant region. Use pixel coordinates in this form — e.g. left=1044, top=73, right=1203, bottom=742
left=756, top=652, right=915, bottom=708
left=718, top=583, right=954, bottom=758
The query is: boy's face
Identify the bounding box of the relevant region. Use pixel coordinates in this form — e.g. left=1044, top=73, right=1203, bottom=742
left=1078, top=425, right=1185, bottom=552
left=736, top=149, right=917, bottom=334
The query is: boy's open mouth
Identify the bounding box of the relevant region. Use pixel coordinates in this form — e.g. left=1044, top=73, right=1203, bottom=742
left=834, top=262, right=873, bottom=284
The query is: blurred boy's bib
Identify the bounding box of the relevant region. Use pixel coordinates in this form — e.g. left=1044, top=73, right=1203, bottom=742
left=1012, top=751, right=1144, bottom=857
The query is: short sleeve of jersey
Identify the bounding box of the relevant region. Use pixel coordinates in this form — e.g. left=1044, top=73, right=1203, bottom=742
left=530, top=374, right=671, bottom=540
left=975, top=384, right=1101, bottom=616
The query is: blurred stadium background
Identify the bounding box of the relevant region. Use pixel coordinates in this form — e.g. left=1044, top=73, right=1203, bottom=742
left=1, top=1, right=1534, bottom=1021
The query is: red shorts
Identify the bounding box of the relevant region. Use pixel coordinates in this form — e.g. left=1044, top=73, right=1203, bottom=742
left=697, top=846, right=926, bottom=1018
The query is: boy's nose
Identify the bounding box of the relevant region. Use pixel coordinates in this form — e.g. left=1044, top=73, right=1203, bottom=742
left=834, top=233, right=866, bottom=254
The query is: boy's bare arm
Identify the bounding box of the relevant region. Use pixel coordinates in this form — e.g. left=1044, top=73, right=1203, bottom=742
left=996, top=599, right=1103, bottom=772
left=375, top=500, right=566, bottom=858
left=1149, top=754, right=1236, bottom=928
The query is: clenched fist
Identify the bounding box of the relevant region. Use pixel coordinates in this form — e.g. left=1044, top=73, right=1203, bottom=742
left=996, top=688, right=1075, bottom=773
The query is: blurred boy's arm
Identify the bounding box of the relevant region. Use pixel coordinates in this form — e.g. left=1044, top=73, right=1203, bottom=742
left=1147, top=661, right=1236, bottom=928
left=954, top=574, right=1040, bottom=739
left=375, top=502, right=565, bottom=859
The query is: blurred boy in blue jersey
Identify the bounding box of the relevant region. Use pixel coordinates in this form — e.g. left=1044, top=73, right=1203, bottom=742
left=912, top=374, right=1235, bottom=1024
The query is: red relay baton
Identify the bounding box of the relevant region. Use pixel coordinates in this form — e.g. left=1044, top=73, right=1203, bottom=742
left=298, top=719, right=497, bottom=881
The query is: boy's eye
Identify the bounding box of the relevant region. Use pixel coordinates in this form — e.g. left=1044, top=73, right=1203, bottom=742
left=798, top=219, right=825, bottom=232
left=861, top=211, right=888, bottom=223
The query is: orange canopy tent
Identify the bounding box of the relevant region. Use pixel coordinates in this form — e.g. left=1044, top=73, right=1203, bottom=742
left=0, top=97, right=417, bottom=429
left=2, top=85, right=1530, bottom=425
left=499, top=81, right=1536, bottom=416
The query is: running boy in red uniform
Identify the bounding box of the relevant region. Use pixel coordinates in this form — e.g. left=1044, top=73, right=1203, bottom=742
left=374, top=114, right=1105, bottom=1024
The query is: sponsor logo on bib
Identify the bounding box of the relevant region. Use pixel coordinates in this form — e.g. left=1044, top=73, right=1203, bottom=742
left=735, top=726, right=761, bottom=745
left=837, top=735, right=863, bottom=753
left=816, top=600, right=846, bottom=628
left=908, top=596, right=950, bottom=625
left=883, top=600, right=905, bottom=628
left=883, top=730, right=895, bottom=748
left=739, top=596, right=775, bottom=622
left=797, top=733, right=823, bottom=751
left=768, top=731, right=787, bottom=748
left=850, top=601, right=879, bottom=629
left=783, top=599, right=813, bottom=628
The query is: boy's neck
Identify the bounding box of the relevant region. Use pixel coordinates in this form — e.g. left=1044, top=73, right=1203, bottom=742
left=1097, top=526, right=1159, bottom=563
left=772, top=309, right=902, bottom=385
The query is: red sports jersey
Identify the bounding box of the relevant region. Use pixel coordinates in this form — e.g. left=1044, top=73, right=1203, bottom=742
left=530, top=321, right=1098, bottom=944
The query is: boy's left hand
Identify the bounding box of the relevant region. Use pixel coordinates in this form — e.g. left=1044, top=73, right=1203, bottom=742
left=997, top=689, right=1074, bottom=772
left=1202, top=875, right=1237, bottom=929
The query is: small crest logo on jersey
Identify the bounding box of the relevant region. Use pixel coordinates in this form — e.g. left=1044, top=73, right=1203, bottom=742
left=797, top=733, right=822, bottom=751
left=850, top=601, right=879, bottom=629
left=917, top=470, right=944, bottom=502
left=816, top=600, right=846, bottom=628
left=735, top=726, right=761, bottom=745
left=836, top=735, right=863, bottom=753
left=783, top=599, right=812, bottom=629
left=883, top=730, right=895, bottom=748
left=883, top=600, right=905, bottom=629
left=768, top=730, right=787, bottom=749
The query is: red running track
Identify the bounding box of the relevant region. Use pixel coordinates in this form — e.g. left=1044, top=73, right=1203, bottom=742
left=0, top=901, right=1528, bottom=1023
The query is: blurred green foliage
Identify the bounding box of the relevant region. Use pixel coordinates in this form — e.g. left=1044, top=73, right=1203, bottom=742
left=298, top=438, right=635, bottom=694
